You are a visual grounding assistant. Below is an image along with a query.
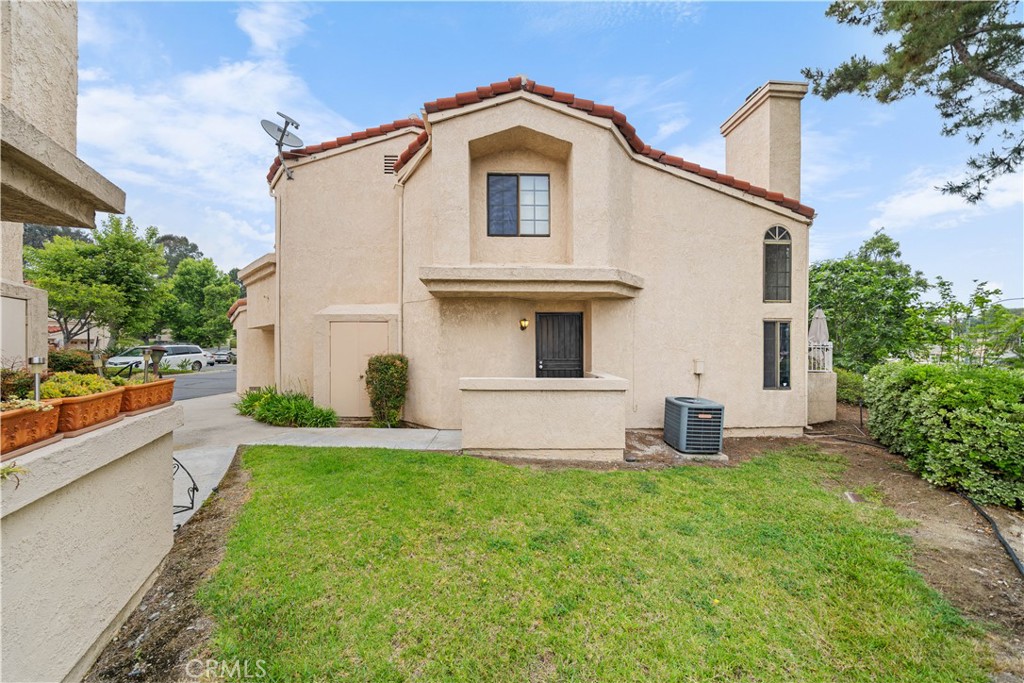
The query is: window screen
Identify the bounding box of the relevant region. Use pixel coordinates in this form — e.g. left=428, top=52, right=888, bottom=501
left=487, top=174, right=550, bottom=236
left=764, top=227, right=792, bottom=302
left=763, top=320, right=791, bottom=389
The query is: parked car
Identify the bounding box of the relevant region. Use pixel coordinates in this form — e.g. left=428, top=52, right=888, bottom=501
left=210, top=348, right=236, bottom=364
left=106, top=344, right=213, bottom=372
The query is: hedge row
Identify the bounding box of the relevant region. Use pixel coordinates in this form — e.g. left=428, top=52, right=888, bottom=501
left=865, top=361, right=1024, bottom=506
left=835, top=368, right=865, bottom=404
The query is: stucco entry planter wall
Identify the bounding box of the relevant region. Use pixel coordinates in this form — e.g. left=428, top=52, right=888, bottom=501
left=1, top=403, right=184, bottom=683
left=459, top=372, right=628, bottom=461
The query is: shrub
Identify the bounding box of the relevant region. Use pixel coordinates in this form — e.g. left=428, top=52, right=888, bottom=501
left=1, top=367, right=35, bottom=400
left=48, top=350, right=98, bottom=374
left=865, top=361, right=1024, bottom=506
left=365, top=354, right=409, bottom=428
left=41, top=372, right=116, bottom=398
left=835, top=368, right=865, bottom=404
left=236, top=387, right=337, bottom=428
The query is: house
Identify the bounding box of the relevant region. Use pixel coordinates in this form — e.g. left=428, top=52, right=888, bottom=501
left=232, top=76, right=835, bottom=459
left=1, top=3, right=183, bottom=681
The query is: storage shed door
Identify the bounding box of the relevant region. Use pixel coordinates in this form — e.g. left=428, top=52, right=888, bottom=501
left=536, top=313, right=583, bottom=378
left=329, top=322, right=389, bottom=417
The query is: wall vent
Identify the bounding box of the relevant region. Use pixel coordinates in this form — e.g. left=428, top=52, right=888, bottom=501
left=384, top=155, right=398, bottom=175
left=664, top=396, right=724, bottom=454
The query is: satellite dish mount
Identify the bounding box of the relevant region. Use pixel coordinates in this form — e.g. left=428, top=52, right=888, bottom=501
left=261, top=112, right=304, bottom=180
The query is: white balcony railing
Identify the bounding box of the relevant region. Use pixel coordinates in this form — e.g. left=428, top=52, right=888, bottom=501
left=808, top=341, right=833, bottom=372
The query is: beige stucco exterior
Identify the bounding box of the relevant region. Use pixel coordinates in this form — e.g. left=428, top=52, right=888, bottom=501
left=0, top=0, right=125, bottom=367
left=1, top=404, right=184, bottom=683
left=235, top=79, right=822, bottom=455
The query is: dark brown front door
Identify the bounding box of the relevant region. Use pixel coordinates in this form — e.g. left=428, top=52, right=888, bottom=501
left=536, top=313, right=583, bottom=378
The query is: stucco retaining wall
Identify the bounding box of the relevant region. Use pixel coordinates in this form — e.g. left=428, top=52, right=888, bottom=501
left=1, top=404, right=184, bottom=683
left=807, top=371, right=837, bottom=425
left=459, top=373, right=627, bottom=461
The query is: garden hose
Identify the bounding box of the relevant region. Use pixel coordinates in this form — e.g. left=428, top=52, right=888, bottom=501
left=959, top=491, right=1024, bottom=580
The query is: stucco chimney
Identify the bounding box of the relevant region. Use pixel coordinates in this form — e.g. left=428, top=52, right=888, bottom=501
left=720, top=81, right=808, bottom=200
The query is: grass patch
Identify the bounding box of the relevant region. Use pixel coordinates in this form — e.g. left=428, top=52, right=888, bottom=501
left=199, top=445, right=986, bottom=682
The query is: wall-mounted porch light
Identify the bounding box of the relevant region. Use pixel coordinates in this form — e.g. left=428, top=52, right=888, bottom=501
left=519, top=318, right=530, bottom=331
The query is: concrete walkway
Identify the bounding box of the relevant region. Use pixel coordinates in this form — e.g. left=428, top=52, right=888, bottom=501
left=172, top=393, right=461, bottom=526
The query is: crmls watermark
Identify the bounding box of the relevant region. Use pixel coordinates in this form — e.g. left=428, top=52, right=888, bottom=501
left=185, top=658, right=267, bottom=680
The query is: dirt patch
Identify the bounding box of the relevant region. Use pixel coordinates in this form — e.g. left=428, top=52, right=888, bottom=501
left=86, top=408, right=1023, bottom=681
left=84, top=449, right=252, bottom=683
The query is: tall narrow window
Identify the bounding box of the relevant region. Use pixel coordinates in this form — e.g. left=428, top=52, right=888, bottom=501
left=763, top=320, right=791, bottom=389
left=764, top=226, right=791, bottom=302
left=487, top=173, right=550, bottom=236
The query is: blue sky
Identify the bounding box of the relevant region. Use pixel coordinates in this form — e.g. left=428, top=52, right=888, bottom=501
left=77, top=1, right=1023, bottom=303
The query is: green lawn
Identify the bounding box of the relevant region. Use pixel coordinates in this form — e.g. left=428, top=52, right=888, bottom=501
left=199, top=446, right=987, bottom=682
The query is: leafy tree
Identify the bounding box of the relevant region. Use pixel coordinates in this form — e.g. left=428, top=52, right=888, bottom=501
left=809, top=231, right=931, bottom=372
left=928, top=278, right=1024, bottom=365
left=92, top=216, right=168, bottom=345
left=228, top=266, right=247, bottom=298
left=156, top=234, right=204, bottom=276
left=803, top=1, right=1024, bottom=202
left=22, top=223, right=92, bottom=249
left=24, top=237, right=126, bottom=346
left=166, top=258, right=239, bottom=348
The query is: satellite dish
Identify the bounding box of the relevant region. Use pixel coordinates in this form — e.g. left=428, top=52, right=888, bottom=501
left=261, top=119, right=304, bottom=148
left=261, top=112, right=303, bottom=180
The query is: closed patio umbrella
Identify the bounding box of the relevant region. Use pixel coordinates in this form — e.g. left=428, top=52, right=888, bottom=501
left=808, top=307, right=830, bottom=370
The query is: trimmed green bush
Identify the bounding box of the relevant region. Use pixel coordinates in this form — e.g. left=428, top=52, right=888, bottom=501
left=835, top=368, right=865, bottom=404
left=865, top=361, right=1024, bottom=506
left=365, top=354, right=409, bottom=428
left=1, top=367, right=35, bottom=400
left=235, top=387, right=337, bottom=428
left=48, top=350, right=98, bottom=374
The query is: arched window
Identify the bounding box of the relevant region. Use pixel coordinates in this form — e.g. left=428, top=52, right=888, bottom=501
left=764, top=226, right=791, bottom=302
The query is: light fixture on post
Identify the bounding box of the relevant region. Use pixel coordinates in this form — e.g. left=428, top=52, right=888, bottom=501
left=519, top=318, right=530, bottom=331
left=28, top=356, right=46, bottom=401
left=142, top=349, right=152, bottom=383
left=149, top=346, right=168, bottom=381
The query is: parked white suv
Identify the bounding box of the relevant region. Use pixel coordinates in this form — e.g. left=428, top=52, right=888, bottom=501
left=106, top=344, right=213, bottom=373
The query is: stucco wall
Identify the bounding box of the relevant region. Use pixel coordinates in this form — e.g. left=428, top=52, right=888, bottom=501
left=274, top=132, right=416, bottom=392
left=0, top=0, right=78, bottom=153
left=2, top=220, right=24, bottom=281
left=1, top=405, right=184, bottom=683
left=1, top=280, right=48, bottom=366
left=232, top=308, right=275, bottom=393
left=807, top=371, right=837, bottom=424
left=460, top=373, right=627, bottom=461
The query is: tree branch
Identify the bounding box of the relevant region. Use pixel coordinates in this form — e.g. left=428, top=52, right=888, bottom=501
left=951, top=39, right=1024, bottom=95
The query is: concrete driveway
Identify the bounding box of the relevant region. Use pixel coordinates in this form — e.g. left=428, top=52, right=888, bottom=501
left=172, top=393, right=461, bottom=527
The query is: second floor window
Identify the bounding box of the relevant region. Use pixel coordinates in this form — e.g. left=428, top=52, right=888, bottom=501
left=487, top=173, right=550, bottom=236
left=764, top=226, right=792, bottom=302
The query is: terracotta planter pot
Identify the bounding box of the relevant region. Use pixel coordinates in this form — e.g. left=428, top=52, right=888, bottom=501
left=120, top=378, right=175, bottom=414
left=1, top=399, right=63, bottom=460
left=57, top=387, right=125, bottom=434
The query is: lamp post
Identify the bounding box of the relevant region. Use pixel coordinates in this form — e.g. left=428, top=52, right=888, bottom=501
left=28, top=356, right=46, bottom=401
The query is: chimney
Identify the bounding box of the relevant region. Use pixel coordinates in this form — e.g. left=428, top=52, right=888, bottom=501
left=720, top=81, right=808, bottom=201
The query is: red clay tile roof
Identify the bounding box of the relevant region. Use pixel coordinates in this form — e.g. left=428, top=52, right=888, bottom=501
left=226, top=298, right=247, bottom=320
left=266, top=118, right=425, bottom=183
left=394, top=76, right=814, bottom=219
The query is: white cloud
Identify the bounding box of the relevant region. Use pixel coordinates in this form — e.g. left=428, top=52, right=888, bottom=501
left=524, top=2, right=701, bottom=36
left=669, top=133, right=725, bottom=170
left=78, top=67, right=110, bottom=83
left=236, top=3, right=312, bottom=59
left=868, top=168, right=1024, bottom=233
left=77, top=4, right=356, bottom=271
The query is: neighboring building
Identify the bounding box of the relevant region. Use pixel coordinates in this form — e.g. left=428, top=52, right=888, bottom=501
left=233, top=76, right=829, bottom=458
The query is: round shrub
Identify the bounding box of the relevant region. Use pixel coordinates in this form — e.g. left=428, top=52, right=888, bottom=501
left=835, top=368, right=865, bottom=404
left=1, top=367, right=35, bottom=400
left=365, top=354, right=409, bottom=428
left=48, top=350, right=98, bottom=374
